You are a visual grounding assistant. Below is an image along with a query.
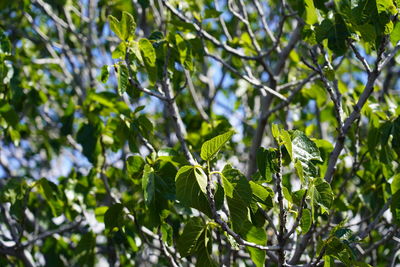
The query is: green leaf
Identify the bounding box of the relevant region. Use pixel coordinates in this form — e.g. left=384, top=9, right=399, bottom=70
left=281, top=129, right=293, bottom=159
left=256, top=147, right=275, bottom=182
left=195, top=227, right=217, bottom=267
left=204, top=9, right=222, bottom=19
left=0, top=103, right=18, bottom=128
left=391, top=191, right=400, bottom=224
left=77, top=123, right=102, bottom=165
left=142, top=165, right=155, bottom=206
left=139, top=38, right=157, bottom=84
left=295, top=160, right=305, bottom=184
left=245, top=224, right=267, bottom=267
left=94, top=206, right=108, bottom=223
left=300, top=208, right=312, bottom=234
left=139, top=38, right=156, bottom=67
left=282, top=186, right=293, bottom=203
left=120, top=12, right=136, bottom=40
left=104, top=203, right=124, bottom=232
left=108, top=12, right=136, bottom=40
left=271, top=124, right=280, bottom=139
left=0, top=31, right=11, bottom=55
left=391, top=22, right=400, bottom=46
left=38, top=178, right=64, bottom=217
left=304, top=0, right=318, bottom=25
left=249, top=181, right=273, bottom=208
left=127, top=155, right=145, bottom=178
left=117, top=64, right=129, bottom=95
left=0, top=178, right=28, bottom=204
left=200, top=130, right=234, bottom=161
left=376, top=0, right=397, bottom=16
left=175, top=166, right=211, bottom=216
left=177, top=217, right=205, bottom=256
left=130, top=41, right=143, bottom=64
left=309, top=178, right=333, bottom=217
left=291, top=130, right=322, bottom=178
left=222, top=165, right=252, bottom=233
left=324, top=255, right=334, bottom=267
left=327, top=14, right=349, bottom=55
left=221, top=174, right=234, bottom=198
left=108, top=15, right=123, bottom=40
left=112, top=41, right=126, bottom=59
left=100, top=65, right=109, bottom=83
left=161, top=223, right=173, bottom=246
left=75, top=232, right=96, bottom=266
left=175, top=33, right=188, bottom=66
left=391, top=174, right=400, bottom=194
left=149, top=31, right=164, bottom=40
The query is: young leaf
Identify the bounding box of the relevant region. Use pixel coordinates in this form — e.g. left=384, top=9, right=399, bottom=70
left=301, top=208, right=312, bottom=234
left=117, top=64, right=129, bottom=95
left=221, top=174, right=234, bottom=198
left=271, top=124, right=280, bottom=140
left=200, top=130, right=234, bottom=161
left=256, top=147, right=274, bottom=182
left=309, top=178, right=333, bottom=217
left=304, top=0, right=318, bottom=25
left=142, top=165, right=155, bottom=206
left=139, top=38, right=157, bottom=84
left=292, top=130, right=322, bottom=162
left=280, top=129, right=293, bottom=160
left=139, top=38, right=156, bottom=67
left=100, top=65, right=109, bottom=83
left=108, top=12, right=136, bottom=41
left=108, top=15, right=123, bottom=40
left=120, top=11, right=136, bottom=40
left=291, top=130, right=322, bottom=178
left=390, top=22, right=400, bottom=46
left=391, top=173, right=400, bottom=194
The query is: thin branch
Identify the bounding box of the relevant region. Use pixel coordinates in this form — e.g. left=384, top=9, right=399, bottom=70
left=158, top=228, right=180, bottom=267
left=21, top=220, right=83, bottom=248
left=284, top=190, right=308, bottom=240
left=162, top=0, right=273, bottom=60
left=276, top=143, right=287, bottom=266
left=358, top=197, right=392, bottom=240
left=204, top=49, right=287, bottom=100
left=184, top=69, right=210, bottom=122
left=348, top=41, right=371, bottom=73
left=251, top=0, right=280, bottom=52
left=378, top=40, right=400, bottom=71
left=257, top=203, right=278, bottom=237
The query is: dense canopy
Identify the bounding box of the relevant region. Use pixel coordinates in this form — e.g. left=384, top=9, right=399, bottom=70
left=1, top=0, right=400, bottom=266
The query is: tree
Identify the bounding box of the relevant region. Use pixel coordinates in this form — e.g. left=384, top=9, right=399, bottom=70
left=0, top=0, right=400, bottom=266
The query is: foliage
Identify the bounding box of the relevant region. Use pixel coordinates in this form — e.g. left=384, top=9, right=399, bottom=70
left=0, top=0, right=400, bottom=266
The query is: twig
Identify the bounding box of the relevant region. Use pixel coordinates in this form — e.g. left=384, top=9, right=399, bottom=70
left=358, top=198, right=392, bottom=240
left=21, top=220, right=83, bottom=248
left=184, top=69, right=210, bottom=122
left=284, top=190, right=308, bottom=240
left=276, top=143, right=287, bottom=266
left=204, top=49, right=287, bottom=100
left=348, top=41, right=371, bottom=73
